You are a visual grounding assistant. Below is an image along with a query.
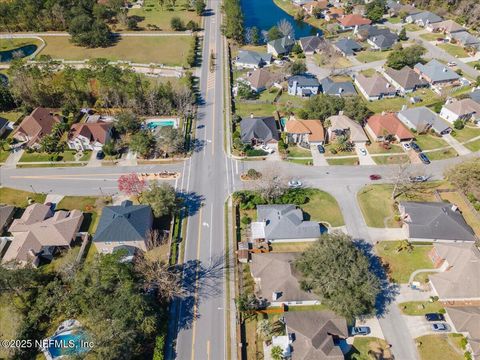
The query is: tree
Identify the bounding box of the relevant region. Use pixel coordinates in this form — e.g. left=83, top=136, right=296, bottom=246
left=292, top=43, right=303, bottom=55
left=186, top=20, right=200, bottom=31
left=334, top=135, right=353, bottom=152
left=288, top=60, right=307, bottom=75
left=237, top=82, right=258, bottom=100
left=223, top=0, right=244, bottom=43
left=194, top=0, right=206, bottom=15
left=302, top=94, right=344, bottom=120
left=115, top=111, right=141, bottom=134
left=295, top=233, right=382, bottom=318
left=245, top=26, right=260, bottom=45
left=453, top=119, right=465, bottom=130
left=69, top=15, right=113, bottom=48
left=117, top=173, right=146, bottom=197
left=398, top=26, right=408, bottom=41
left=171, top=16, right=185, bottom=31
left=277, top=19, right=294, bottom=39
left=267, top=26, right=283, bottom=41
left=102, top=140, right=117, bottom=156
left=342, top=96, right=372, bottom=123
left=257, top=169, right=289, bottom=203
left=386, top=44, right=426, bottom=70
left=141, top=182, right=177, bottom=217
left=396, top=240, right=413, bottom=253
left=0, top=84, right=15, bottom=111
left=156, top=126, right=184, bottom=155
left=129, top=130, right=156, bottom=158
left=365, top=0, right=386, bottom=23
left=235, top=292, right=261, bottom=311
left=257, top=319, right=273, bottom=338
left=445, top=159, right=480, bottom=200
left=271, top=345, right=284, bottom=360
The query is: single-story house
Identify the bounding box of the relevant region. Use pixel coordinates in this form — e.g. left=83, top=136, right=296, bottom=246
left=284, top=311, right=348, bottom=360
left=0, top=117, right=9, bottom=137
left=2, top=203, right=83, bottom=267
left=68, top=121, right=112, bottom=151
left=298, top=35, right=323, bottom=55
left=382, top=66, right=428, bottom=94
left=337, top=14, right=371, bottom=31
left=93, top=200, right=153, bottom=253
left=428, top=242, right=480, bottom=301
left=267, top=36, right=295, bottom=57
left=354, top=73, right=397, bottom=101
left=287, top=74, right=320, bottom=97
left=397, top=106, right=452, bottom=134
left=333, top=38, right=362, bottom=56
left=327, top=113, right=369, bottom=143
left=386, top=0, right=420, bottom=17
left=284, top=117, right=325, bottom=145
left=450, top=31, right=480, bottom=49
left=445, top=307, right=480, bottom=359
left=250, top=252, right=319, bottom=306
left=246, top=68, right=280, bottom=92
left=12, top=107, right=62, bottom=147
left=235, top=50, right=272, bottom=69
left=0, top=204, right=15, bottom=233
left=365, top=113, right=414, bottom=142
left=368, top=31, right=398, bottom=51
left=302, top=0, right=328, bottom=16
left=440, top=98, right=480, bottom=123
left=399, top=202, right=477, bottom=242
left=426, top=19, right=465, bottom=35
left=240, top=116, right=279, bottom=145
left=405, top=11, right=442, bottom=27
left=324, top=7, right=344, bottom=22
left=470, top=88, right=480, bottom=104
left=414, top=59, right=461, bottom=86
left=320, top=77, right=357, bottom=97
left=251, top=204, right=322, bottom=242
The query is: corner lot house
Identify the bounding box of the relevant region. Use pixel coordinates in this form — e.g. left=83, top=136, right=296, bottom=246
left=2, top=204, right=83, bottom=267
left=267, top=36, right=295, bottom=57
left=337, top=14, right=371, bottom=31
left=414, top=59, right=460, bottom=86
left=284, top=117, right=325, bottom=145
left=93, top=200, right=153, bottom=253
left=365, top=113, right=414, bottom=142
left=327, top=113, right=368, bottom=143
left=235, top=50, right=272, bottom=69
left=354, top=73, right=397, bottom=101
left=397, top=106, right=452, bottom=134
left=287, top=75, right=320, bottom=97
left=399, top=201, right=477, bottom=242
left=250, top=252, right=319, bottom=306
left=240, top=116, right=279, bottom=145
left=298, top=35, right=323, bottom=55
left=405, top=11, right=442, bottom=27
left=445, top=306, right=480, bottom=359
left=284, top=311, right=348, bottom=360
left=320, top=77, right=357, bottom=97
left=440, top=98, right=480, bottom=123
left=383, top=66, right=428, bottom=94
left=12, top=107, right=62, bottom=147
left=68, top=121, right=113, bottom=151
left=333, top=38, right=362, bottom=56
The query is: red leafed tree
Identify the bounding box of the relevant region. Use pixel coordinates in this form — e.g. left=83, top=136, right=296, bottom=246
left=118, top=173, right=146, bottom=196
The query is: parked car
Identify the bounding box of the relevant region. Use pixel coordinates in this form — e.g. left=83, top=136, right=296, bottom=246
left=410, top=142, right=422, bottom=153
left=359, top=148, right=367, bottom=156
left=447, top=61, right=457, bottom=67
left=402, top=142, right=411, bottom=151
left=419, top=152, right=430, bottom=164
left=96, top=150, right=105, bottom=160
left=288, top=180, right=302, bottom=188
left=351, top=326, right=371, bottom=336
left=431, top=323, right=449, bottom=332
left=425, top=313, right=445, bottom=322
left=369, top=174, right=381, bottom=180
left=409, top=175, right=428, bottom=183
left=197, top=124, right=205, bottom=129
left=260, top=145, right=274, bottom=154
left=317, top=144, right=325, bottom=154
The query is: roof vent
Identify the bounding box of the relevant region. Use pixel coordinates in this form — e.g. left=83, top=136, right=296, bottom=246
left=451, top=205, right=458, bottom=212
left=443, top=68, right=448, bottom=72
left=272, top=291, right=281, bottom=301
left=250, top=113, right=254, bottom=118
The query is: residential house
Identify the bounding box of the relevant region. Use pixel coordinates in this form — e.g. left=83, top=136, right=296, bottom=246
left=287, top=74, right=320, bottom=97
left=397, top=106, right=452, bottom=134
left=445, top=307, right=480, bottom=359
left=469, top=88, right=480, bottom=104
left=246, top=68, right=280, bottom=92
left=0, top=117, right=9, bottom=137
left=240, top=116, right=279, bottom=145
left=250, top=252, right=319, bottom=306
left=414, top=59, right=461, bottom=86
left=2, top=203, right=83, bottom=267
left=93, top=200, right=153, bottom=253
left=298, top=35, right=323, bottom=55
left=355, top=24, right=394, bottom=42
left=68, top=121, right=113, bottom=151
left=428, top=243, right=480, bottom=301
left=251, top=204, right=322, bottom=242
left=367, top=31, right=398, bottom=50
left=235, top=50, right=272, bottom=69
left=399, top=202, right=477, bottom=242
left=0, top=204, right=15, bottom=233
left=354, top=73, right=397, bottom=101
left=324, top=7, right=344, bottom=22
left=12, top=107, right=62, bottom=147
left=284, top=117, right=325, bottom=145
left=284, top=311, right=348, bottom=360
left=327, top=113, right=368, bottom=143
left=292, top=0, right=308, bottom=5
left=302, top=0, right=328, bottom=16
left=405, top=11, right=442, bottom=27
left=320, top=77, right=357, bottom=97
left=267, top=36, right=295, bottom=57
left=450, top=31, right=480, bottom=50
left=386, top=0, right=419, bottom=17
left=383, top=66, right=428, bottom=94
left=426, top=19, right=465, bottom=35
left=337, top=14, right=371, bottom=31
left=333, top=38, right=362, bottom=56
left=440, top=98, right=480, bottom=123
left=365, top=113, right=414, bottom=142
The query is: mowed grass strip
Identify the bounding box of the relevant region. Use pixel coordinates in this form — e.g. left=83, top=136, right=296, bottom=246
left=38, top=35, right=191, bottom=66
left=301, top=189, right=345, bottom=227
left=399, top=300, right=445, bottom=316
left=0, top=187, right=46, bottom=207
left=416, top=334, right=465, bottom=360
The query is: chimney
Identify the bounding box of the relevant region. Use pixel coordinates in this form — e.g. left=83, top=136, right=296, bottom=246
left=272, top=291, right=280, bottom=301
left=339, top=87, right=344, bottom=93
left=451, top=204, right=458, bottom=212
left=250, top=113, right=254, bottom=118
left=339, top=110, right=344, bottom=116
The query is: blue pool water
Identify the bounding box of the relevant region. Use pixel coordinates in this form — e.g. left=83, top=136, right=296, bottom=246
left=280, top=117, right=287, bottom=128
left=48, top=330, right=89, bottom=358
left=320, top=223, right=328, bottom=234
left=146, top=119, right=176, bottom=129
left=0, top=44, right=38, bottom=62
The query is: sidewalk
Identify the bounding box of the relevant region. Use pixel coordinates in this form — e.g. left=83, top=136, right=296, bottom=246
left=442, top=134, right=470, bottom=156
left=2, top=149, right=24, bottom=168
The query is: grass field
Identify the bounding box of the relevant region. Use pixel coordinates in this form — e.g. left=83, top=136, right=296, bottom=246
left=465, top=138, right=480, bottom=152
left=438, top=43, right=469, bottom=58
left=287, top=145, right=311, bottom=157
left=57, top=195, right=111, bottom=234
left=399, top=301, right=445, bottom=316
left=404, top=23, right=422, bottom=32
left=364, top=89, right=441, bottom=114
left=326, top=157, right=358, bottom=165
left=301, top=189, right=345, bottom=227
left=0, top=111, right=24, bottom=123
left=416, top=334, right=465, bottom=360
left=373, top=154, right=410, bottom=165
left=366, top=142, right=404, bottom=154
left=0, top=294, right=23, bottom=359
left=0, top=37, right=43, bottom=51
left=355, top=50, right=391, bottom=63
left=346, top=337, right=393, bottom=360
left=20, top=150, right=90, bottom=162
left=38, top=35, right=191, bottom=66
left=440, top=191, right=480, bottom=236
left=426, top=148, right=458, bottom=160
left=376, top=241, right=433, bottom=283
left=0, top=187, right=46, bottom=207
left=270, top=242, right=313, bottom=253
left=420, top=33, right=443, bottom=41
left=0, top=149, right=10, bottom=163
left=451, top=126, right=480, bottom=143
left=234, top=102, right=277, bottom=117
left=314, top=53, right=352, bottom=68
left=414, top=134, right=448, bottom=150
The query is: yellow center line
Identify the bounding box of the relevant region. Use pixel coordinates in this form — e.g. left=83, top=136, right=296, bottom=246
left=190, top=206, right=203, bottom=360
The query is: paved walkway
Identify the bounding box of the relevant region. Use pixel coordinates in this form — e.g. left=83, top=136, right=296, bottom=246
left=3, top=149, right=24, bottom=168
left=443, top=134, right=471, bottom=156
left=368, top=227, right=407, bottom=242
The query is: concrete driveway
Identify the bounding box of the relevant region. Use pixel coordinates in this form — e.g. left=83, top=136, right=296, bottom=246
left=355, top=143, right=376, bottom=165
left=346, top=317, right=386, bottom=345
left=310, top=144, right=328, bottom=166
left=403, top=315, right=452, bottom=339
left=442, top=134, right=470, bottom=156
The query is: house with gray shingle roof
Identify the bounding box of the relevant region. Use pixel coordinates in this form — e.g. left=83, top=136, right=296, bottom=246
left=399, top=202, right=477, bottom=242
left=414, top=59, right=461, bottom=85
left=470, top=88, right=480, bottom=104
left=267, top=36, right=295, bottom=57
left=0, top=204, right=15, bottom=233
left=367, top=31, right=398, bottom=50
left=397, top=106, right=452, bottom=134
left=440, top=98, right=480, bottom=123
left=405, top=11, right=442, bottom=27
left=354, top=73, right=397, bottom=101
left=240, top=116, right=279, bottom=145
left=445, top=306, right=480, bottom=358
left=299, top=35, right=323, bottom=55
left=320, top=77, right=356, bottom=97
left=383, top=66, right=428, bottom=94
left=287, top=74, right=320, bottom=97
left=235, top=50, right=272, bottom=69
left=450, top=31, right=480, bottom=49
left=333, top=38, right=362, bottom=56
left=426, top=19, right=465, bottom=35
left=93, top=200, right=153, bottom=253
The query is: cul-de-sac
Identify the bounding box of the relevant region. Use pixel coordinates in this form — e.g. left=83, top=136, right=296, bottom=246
left=0, top=0, right=479, bottom=359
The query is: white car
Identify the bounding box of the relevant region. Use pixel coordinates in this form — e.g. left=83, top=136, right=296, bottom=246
left=447, top=61, right=457, bottom=67
left=359, top=148, right=367, bottom=156
left=402, top=142, right=411, bottom=151
left=260, top=145, right=274, bottom=154
left=288, top=180, right=302, bottom=188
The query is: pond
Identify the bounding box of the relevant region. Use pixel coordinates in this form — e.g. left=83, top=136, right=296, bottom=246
left=0, top=44, right=38, bottom=62
left=240, top=0, right=321, bottom=39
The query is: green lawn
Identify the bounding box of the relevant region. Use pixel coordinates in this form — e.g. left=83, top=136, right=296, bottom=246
left=234, top=102, right=277, bottom=117
left=0, top=111, right=24, bottom=123
left=38, top=35, right=192, bottom=66
left=0, top=187, right=46, bottom=207
left=287, top=145, right=311, bottom=158
left=373, top=154, right=410, bottom=165
left=399, top=300, right=445, bottom=316
left=420, top=33, right=443, bottom=41
left=451, top=126, right=480, bottom=143
left=366, top=142, right=404, bottom=154
left=465, top=138, right=480, bottom=152
left=404, top=23, right=422, bottom=32
left=127, top=0, right=201, bottom=31
left=416, top=334, right=465, bottom=360
left=270, top=242, right=313, bottom=253
left=388, top=17, right=402, bottom=24
left=438, top=43, right=469, bottom=58
left=0, top=293, right=23, bottom=359
left=20, top=150, right=90, bottom=162
left=57, top=195, right=111, bottom=234
left=359, top=68, right=377, bottom=77
left=376, top=241, right=433, bottom=283
left=0, top=149, right=10, bottom=163
left=0, top=37, right=43, bottom=51
left=301, top=189, right=345, bottom=227
left=414, top=134, right=448, bottom=150
left=314, top=53, right=352, bottom=68
left=326, top=157, right=358, bottom=165
left=346, top=337, right=393, bottom=360
left=288, top=158, right=313, bottom=165
left=468, top=60, right=480, bottom=69
left=426, top=148, right=458, bottom=160
left=355, top=50, right=391, bottom=63
left=365, top=89, right=441, bottom=114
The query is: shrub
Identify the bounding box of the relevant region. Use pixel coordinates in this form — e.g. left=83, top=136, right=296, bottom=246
left=246, top=168, right=262, bottom=179
left=453, top=119, right=465, bottom=130
left=246, top=149, right=268, bottom=156
left=438, top=307, right=446, bottom=314
left=153, top=334, right=165, bottom=360
left=171, top=17, right=185, bottom=31
left=241, top=216, right=251, bottom=225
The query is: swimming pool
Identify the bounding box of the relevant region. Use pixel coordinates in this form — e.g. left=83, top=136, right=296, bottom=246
left=280, top=117, right=287, bottom=129
left=47, top=330, right=89, bottom=358
left=145, top=118, right=178, bottom=129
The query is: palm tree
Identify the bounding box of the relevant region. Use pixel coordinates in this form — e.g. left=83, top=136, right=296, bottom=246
left=257, top=319, right=273, bottom=339
left=396, top=240, right=413, bottom=253
left=271, top=345, right=283, bottom=360
left=334, top=135, right=353, bottom=152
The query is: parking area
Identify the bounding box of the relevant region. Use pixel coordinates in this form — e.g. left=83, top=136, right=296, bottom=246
left=403, top=314, right=452, bottom=339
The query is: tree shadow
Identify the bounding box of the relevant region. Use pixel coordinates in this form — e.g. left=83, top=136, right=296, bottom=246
left=190, top=138, right=206, bottom=153
left=202, top=9, right=215, bottom=17
left=176, top=191, right=205, bottom=216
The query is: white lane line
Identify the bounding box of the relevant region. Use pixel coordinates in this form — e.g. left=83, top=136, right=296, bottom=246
left=209, top=202, right=213, bottom=264
left=186, top=157, right=192, bottom=194
left=225, top=154, right=230, bottom=194
left=180, top=159, right=187, bottom=190
left=235, top=159, right=238, bottom=175
left=230, top=158, right=235, bottom=191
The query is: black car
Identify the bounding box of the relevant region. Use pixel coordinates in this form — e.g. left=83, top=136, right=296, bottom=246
left=411, top=142, right=422, bottom=153
left=317, top=144, right=325, bottom=154
left=419, top=152, right=430, bottom=164
left=96, top=150, right=105, bottom=160
left=425, top=313, right=445, bottom=322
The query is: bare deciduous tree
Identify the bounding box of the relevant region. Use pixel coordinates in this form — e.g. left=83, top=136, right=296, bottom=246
left=277, top=19, right=294, bottom=39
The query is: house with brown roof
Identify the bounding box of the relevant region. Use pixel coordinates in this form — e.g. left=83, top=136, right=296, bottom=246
left=302, top=0, right=328, bottom=16
left=68, top=121, right=113, bottom=151
left=284, top=117, right=325, bottom=145
left=2, top=203, right=83, bottom=267
left=324, top=7, right=344, bottom=22
left=365, top=113, right=414, bottom=142
left=426, top=19, right=465, bottom=35
left=440, top=98, right=480, bottom=124
left=383, top=66, right=428, bottom=94
left=245, top=68, right=280, bottom=92
left=445, top=307, right=480, bottom=359
left=12, top=107, right=62, bottom=147
left=327, top=113, right=368, bottom=143
left=0, top=204, right=15, bottom=233
left=355, top=73, right=397, bottom=101
left=337, top=14, right=371, bottom=31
